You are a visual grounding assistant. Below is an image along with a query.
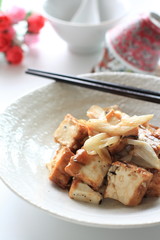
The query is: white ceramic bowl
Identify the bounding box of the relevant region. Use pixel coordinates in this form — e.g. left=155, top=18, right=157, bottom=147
left=0, top=72, right=160, bottom=228
left=42, top=0, right=130, bottom=54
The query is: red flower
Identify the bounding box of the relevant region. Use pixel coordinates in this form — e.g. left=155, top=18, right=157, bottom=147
left=0, top=13, right=11, bottom=31
left=27, top=14, right=45, bottom=33
left=6, top=45, right=23, bottom=64
left=0, top=32, right=12, bottom=52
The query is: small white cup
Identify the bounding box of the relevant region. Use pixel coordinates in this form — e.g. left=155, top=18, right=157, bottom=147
left=43, top=0, right=130, bottom=54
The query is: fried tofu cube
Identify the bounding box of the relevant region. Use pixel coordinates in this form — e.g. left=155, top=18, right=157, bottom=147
left=153, top=128, right=160, bottom=139
left=69, top=179, right=102, bottom=204
left=47, top=146, right=74, bottom=189
left=146, top=169, right=160, bottom=197
left=104, top=161, right=153, bottom=206
left=54, top=114, right=88, bottom=151
left=65, top=149, right=109, bottom=190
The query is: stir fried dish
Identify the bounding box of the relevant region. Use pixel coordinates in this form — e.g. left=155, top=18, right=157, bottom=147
left=47, top=105, right=160, bottom=206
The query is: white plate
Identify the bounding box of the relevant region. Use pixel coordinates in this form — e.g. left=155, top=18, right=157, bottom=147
left=0, top=72, right=160, bottom=228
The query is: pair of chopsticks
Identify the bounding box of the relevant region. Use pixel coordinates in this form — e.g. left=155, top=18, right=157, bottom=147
left=25, top=69, right=160, bottom=104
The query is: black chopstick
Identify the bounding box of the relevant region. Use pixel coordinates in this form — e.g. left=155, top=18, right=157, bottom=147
left=27, top=68, right=160, bottom=97
left=25, top=69, right=160, bottom=104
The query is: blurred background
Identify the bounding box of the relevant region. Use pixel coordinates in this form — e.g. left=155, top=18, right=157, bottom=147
left=2, top=0, right=160, bottom=14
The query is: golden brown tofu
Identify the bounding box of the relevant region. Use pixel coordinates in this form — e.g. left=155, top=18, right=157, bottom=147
left=54, top=114, right=88, bottom=152
left=69, top=179, right=102, bottom=204
left=153, top=128, right=160, bottom=139
left=138, top=126, right=160, bottom=156
left=47, top=146, right=74, bottom=189
left=65, top=149, right=109, bottom=190
left=104, top=161, right=153, bottom=206
left=146, top=169, right=160, bottom=197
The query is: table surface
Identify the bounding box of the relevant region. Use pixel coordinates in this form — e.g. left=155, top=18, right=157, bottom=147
left=1, top=1, right=160, bottom=239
